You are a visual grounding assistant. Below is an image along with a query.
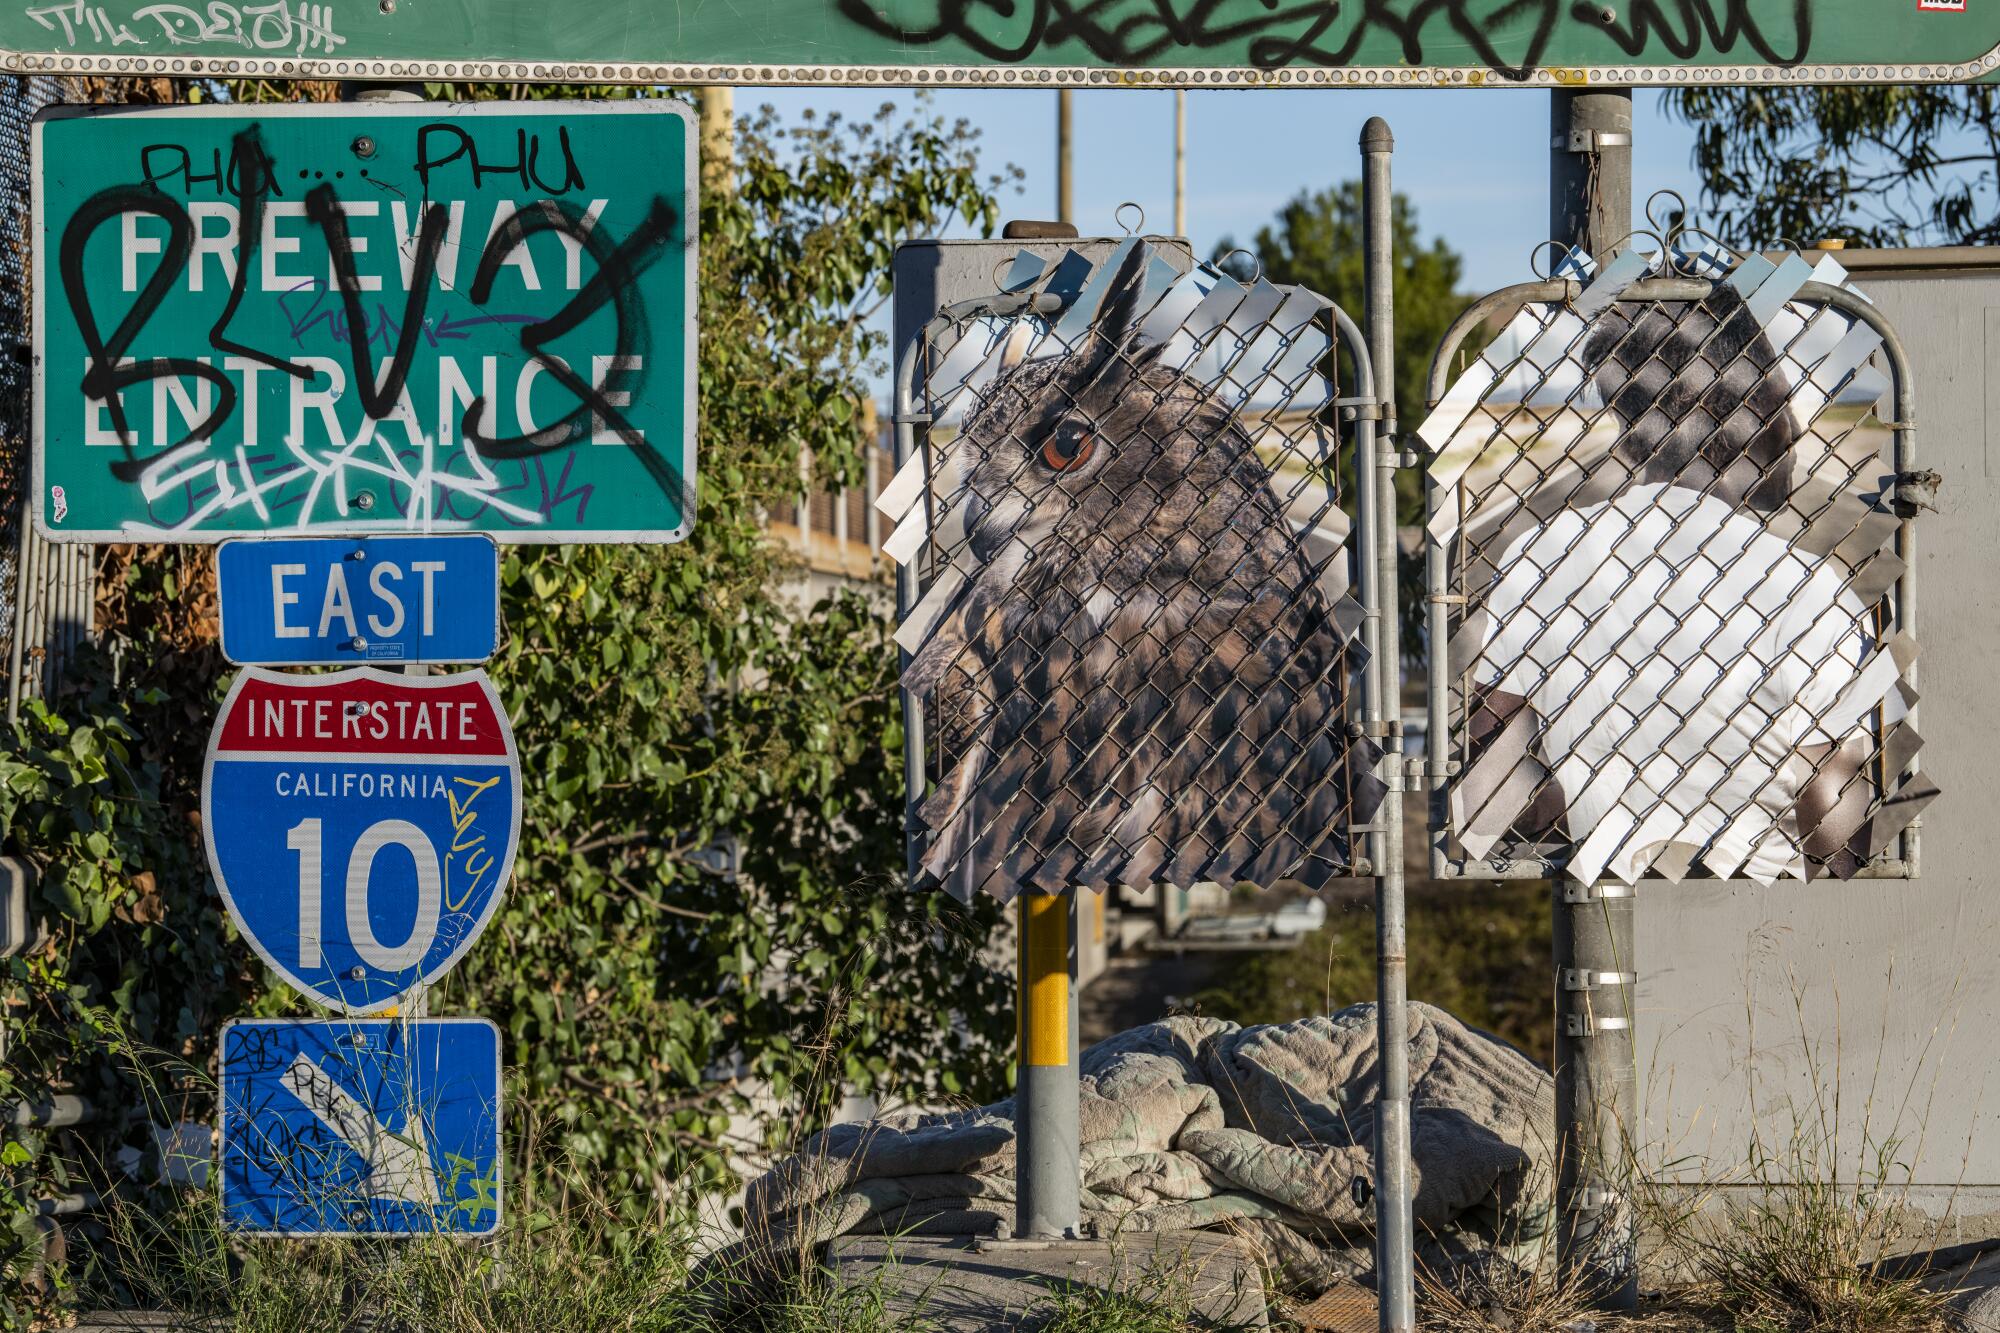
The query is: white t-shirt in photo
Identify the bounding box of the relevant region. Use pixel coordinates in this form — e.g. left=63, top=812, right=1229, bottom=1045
left=1476, top=482, right=1901, bottom=884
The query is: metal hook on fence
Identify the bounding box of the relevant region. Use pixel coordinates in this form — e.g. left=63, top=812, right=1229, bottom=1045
left=1114, top=201, right=1147, bottom=236
left=1644, top=188, right=1690, bottom=242
left=1662, top=221, right=1744, bottom=275
left=1218, top=247, right=1264, bottom=284
left=1645, top=188, right=1711, bottom=275
left=1527, top=239, right=1574, bottom=283
left=1604, top=227, right=1668, bottom=272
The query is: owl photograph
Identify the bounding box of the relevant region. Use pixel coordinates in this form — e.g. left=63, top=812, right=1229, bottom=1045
left=1424, top=250, right=1935, bottom=886
left=888, top=240, right=1386, bottom=903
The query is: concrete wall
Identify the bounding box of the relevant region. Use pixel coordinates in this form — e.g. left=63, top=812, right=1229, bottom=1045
left=1638, top=253, right=2000, bottom=1215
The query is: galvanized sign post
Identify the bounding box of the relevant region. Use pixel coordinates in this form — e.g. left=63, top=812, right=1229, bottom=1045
left=31, top=100, right=696, bottom=543
left=1547, top=89, right=1639, bottom=1311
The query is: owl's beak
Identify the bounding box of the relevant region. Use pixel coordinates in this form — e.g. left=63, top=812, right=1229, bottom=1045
left=964, top=490, right=1001, bottom=562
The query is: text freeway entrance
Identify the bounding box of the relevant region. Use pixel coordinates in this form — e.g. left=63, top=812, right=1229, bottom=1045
left=32, top=101, right=695, bottom=543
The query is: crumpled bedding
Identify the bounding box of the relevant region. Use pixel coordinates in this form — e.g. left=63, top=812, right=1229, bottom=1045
left=741, top=1002, right=1555, bottom=1291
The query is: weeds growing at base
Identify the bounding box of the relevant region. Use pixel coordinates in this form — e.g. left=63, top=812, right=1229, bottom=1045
left=90, top=1183, right=918, bottom=1333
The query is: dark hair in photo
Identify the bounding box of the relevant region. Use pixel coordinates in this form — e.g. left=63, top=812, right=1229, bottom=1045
left=1580, top=283, right=1797, bottom=514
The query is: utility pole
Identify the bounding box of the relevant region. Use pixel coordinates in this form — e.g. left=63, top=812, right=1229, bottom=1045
left=1550, top=91, right=1632, bottom=267
left=1173, top=90, right=1187, bottom=237
left=1014, top=890, right=1081, bottom=1238
left=1547, top=87, right=1639, bottom=1314
left=1056, top=89, right=1074, bottom=225
left=699, top=86, right=735, bottom=197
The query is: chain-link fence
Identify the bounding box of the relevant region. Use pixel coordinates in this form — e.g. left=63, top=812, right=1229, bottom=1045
left=2, top=76, right=57, bottom=684
left=1421, top=238, right=1937, bottom=885
left=883, top=237, right=1386, bottom=902
left=2, top=74, right=99, bottom=713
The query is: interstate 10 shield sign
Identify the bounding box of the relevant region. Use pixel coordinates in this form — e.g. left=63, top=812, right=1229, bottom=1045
left=203, top=667, right=520, bottom=1013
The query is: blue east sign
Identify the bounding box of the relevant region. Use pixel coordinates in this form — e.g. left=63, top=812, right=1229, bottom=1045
left=217, top=534, right=500, bottom=666
left=220, top=1018, right=501, bottom=1236
left=202, top=668, right=520, bottom=1014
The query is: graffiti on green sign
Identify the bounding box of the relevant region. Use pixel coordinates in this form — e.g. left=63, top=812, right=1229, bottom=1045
left=34, top=104, right=695, bottom=542
left=835, top=0, right=1814, bottom=76
left=8, top=0, right=1990, bottom=84
left=24, top=1, right=348, bottom=56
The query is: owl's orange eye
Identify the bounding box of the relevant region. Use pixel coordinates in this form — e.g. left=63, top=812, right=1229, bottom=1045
left=1041, top=421, right=1095, bottom=472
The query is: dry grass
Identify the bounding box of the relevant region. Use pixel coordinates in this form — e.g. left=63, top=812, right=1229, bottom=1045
left=1639, top=1155, right=1960, bottom=1333
left=1630, top=961, right=1970, bottom=1333
left=1403, top=945, right=1982, bottom=1333
left=1417, top=1257, right=1600, bottom=1332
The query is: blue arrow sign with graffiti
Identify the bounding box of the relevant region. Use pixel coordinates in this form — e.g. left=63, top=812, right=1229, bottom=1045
left=220, top=1018, right=502, bottom=1236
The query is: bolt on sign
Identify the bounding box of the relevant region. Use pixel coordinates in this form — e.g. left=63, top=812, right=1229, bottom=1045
left=882, top=238, right=1384, bottom=901
left=4, top=0, right=2000, bottom=87
left=31, top=100, right=695, bottom=543
left=1418, top=240, right=1937, bottom=886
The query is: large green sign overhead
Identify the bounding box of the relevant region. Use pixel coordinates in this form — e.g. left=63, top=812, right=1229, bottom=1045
left=3, top=0, right=1997, bottom=87
left=32, top=101, right=695, bottom=543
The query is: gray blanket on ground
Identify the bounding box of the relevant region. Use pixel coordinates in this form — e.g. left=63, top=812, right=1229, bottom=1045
left=742, top=1002, right=1555, bottom=1291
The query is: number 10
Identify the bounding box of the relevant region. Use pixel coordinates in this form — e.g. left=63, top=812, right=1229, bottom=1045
left=287, top=817, right=443, bottom=973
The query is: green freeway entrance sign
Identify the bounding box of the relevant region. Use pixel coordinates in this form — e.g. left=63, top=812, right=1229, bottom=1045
left=4, top=1, right=1999, bottom=88
left=31, top=101, right=695, bottom=543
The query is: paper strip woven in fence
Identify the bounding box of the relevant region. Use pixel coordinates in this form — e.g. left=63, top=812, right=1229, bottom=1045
left=1420, top=248, right=1937, bottom=886
left=886, top=239, right=1385, bottom=902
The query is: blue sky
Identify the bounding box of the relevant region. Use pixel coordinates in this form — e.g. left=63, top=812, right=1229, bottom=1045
left=755, top=86, right=1708, bottom=294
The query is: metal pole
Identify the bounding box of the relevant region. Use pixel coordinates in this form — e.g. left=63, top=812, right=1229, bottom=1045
left=1549, top=88, right=1639, bottom=1313
left=893, top=334, right=928, bottom=890
left=1014, top=888, right=1080, bottom=1240
left=698, top=86, right=735, bottom=198
left=7, top=499, right=38, bottom=723
left=1553, top=882, right=1635, bottom=1302
left=1360, top=116, right=1413, bottom=1333
left=1549, top=90, right=1633, bottom=263
left=1173, top=90, right=1187, bottom=237
left=1056, top=90, right=1074, bottom=226
left=366, top=78, right=436, bottom=1017
left=404, top=653, right=432, bottom=1019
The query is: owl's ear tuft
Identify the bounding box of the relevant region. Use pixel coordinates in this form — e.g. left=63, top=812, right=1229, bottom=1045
left=998, top=320, right=1034, bottom=372
left=1089, top=242, right=1162, bottom=368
